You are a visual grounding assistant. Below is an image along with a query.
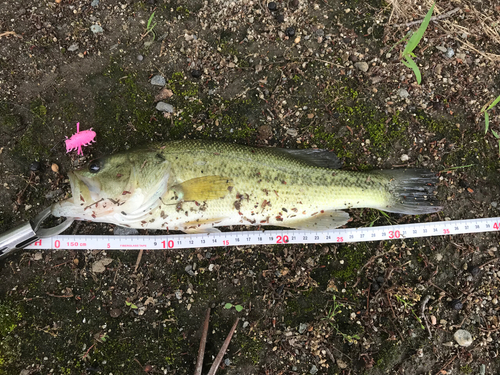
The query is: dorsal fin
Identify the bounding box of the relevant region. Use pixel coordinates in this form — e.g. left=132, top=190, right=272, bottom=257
left=273, top=148, right=342, bottom=169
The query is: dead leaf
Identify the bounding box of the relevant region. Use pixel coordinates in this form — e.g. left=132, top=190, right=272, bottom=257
left=154, top=88, right=173, bottom=102
left=92, top=258, right=113, bottom=273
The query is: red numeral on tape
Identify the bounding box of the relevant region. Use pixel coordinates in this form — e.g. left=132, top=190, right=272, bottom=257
left=276, top=235, right=289, bottom=244
left=388, top=230, right=400, bottom=239
left=161, top=240, right=174, bottom=248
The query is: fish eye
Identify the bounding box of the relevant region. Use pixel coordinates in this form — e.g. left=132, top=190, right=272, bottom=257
left=89, top=161, right=100, bottom=173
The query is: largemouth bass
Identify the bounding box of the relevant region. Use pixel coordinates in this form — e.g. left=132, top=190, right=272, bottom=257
left=51, top=140, right=441, bottom=232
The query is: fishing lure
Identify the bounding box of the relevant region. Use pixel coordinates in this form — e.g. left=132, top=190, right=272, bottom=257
left=65, top=122, right=96, bottom=156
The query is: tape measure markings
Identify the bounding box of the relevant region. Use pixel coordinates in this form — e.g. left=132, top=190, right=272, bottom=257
left=25, top=217, right=500, bottom=250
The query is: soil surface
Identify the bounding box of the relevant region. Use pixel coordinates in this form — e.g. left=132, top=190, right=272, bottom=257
left=1, top=0, right=500, bottom=374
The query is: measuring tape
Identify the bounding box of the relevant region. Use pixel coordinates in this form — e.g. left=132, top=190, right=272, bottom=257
left=25, top=217, right=500, bottom=250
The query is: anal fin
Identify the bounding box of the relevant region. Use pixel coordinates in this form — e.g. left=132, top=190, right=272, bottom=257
left=282, top=210, right=350, bottom=231
left=182, top=217, right=225, bottom=234
left=184, top=227, right=222, bottom=234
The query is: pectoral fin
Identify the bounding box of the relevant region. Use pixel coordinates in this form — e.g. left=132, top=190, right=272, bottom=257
left=173, top=176, right=233, bottom=201
left=283, top=210, right=350, bottom=230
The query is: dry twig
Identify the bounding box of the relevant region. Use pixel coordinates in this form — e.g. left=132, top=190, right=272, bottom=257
left=194, top=308, right=211, bottom=375
left=392, top=7, right=460, bottom=27
left=207, top=318, right=240, bottom=375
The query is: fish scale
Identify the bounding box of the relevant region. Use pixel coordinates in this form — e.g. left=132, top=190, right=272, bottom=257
left=51, top=140, right=441, bottom=232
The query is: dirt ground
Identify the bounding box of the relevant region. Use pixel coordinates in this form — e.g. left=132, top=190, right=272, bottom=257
left=1, top=0, right=500, bottom=374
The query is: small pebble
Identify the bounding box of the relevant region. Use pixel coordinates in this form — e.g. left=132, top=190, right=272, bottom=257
left=30, top=161, right=41, bottom=171
left=450, top=299, right=463, bottom=310
left=336, top=359, right=348, bottom=369
left=191, top=69, right=202, bottom=78
left=109, top=308, right=122, bottom=318
left=298, top=323, right=308, bottom=334
left=453, top=329, right=473, bottom=346
left=491, top=201, right=498, bottom=208
left=137, top=54, right=144, bottom=61
left=51, top=163, right=59, bottom=173
left=224, top=358, right=231, bottom=366
left=285, top=27, right=295, bottom=37
left=275, top=14, right=285, bottom=23
left=91, top=0, right=99, bottom=7
left=315, top=29, right=325, bottom=37
left=436, top=46, right=447, bottom=53
left=267, top=1, right=277, bottom=11
left=90, top=24, right=104, bottom=34
left=309, top=365, right=318, bottom=375
left=175, top=290, right=183, bottom=299
left=151, top=75, right=166, bottom=86
left=400, top=154, right=409, bottom=162
left=445, top=48, right=455, bottom=58
left=185, top=265, right=195, bottom=276
left=397, top=88, right=409, bottom=99
left=354, top=61, right=369, bottom=72
left=68, top=43, right=79, bottom=52
left=156, top=102, right=174, bottom=113
left=468, top=266, right=480, bottom=277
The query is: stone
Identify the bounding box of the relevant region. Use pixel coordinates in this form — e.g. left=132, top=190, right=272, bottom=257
left=156, top=102, right=174, bottom=113
left=90, top=24, right=104, bottom=34
left=354, top=61, right=369, bottom=72
left=150, top=75, right=166, bottom=86
left=109, top=308, right=122, bottom=318
left=397, top=88, right=409, bottom=99
left=337, top=359, right=348, bottom=369
left=453, top=329, right=473, bottom=346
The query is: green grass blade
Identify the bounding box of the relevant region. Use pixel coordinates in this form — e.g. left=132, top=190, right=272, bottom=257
left=487, top=94, right=500, bottom=111
left=403, top=3, right=435, bottom=55
left=402, top=55, right=422, bottom=84
left=147, top=12, right=155, bottom=30
left=485, top=111, right=490, bottom=134
left=492, top=129, right=499, bottom=139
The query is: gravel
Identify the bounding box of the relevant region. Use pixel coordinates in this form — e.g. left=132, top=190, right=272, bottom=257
left=156, top=102, right=174, bottom=113
left=354, top=61, right=369, bottom=72
left=454, top=329, right=473, bottom=347
left=150, top=75, right=166, bottom=86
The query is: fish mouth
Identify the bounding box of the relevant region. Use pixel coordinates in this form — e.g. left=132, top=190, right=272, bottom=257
left=50, top=172, right=98, bottom=218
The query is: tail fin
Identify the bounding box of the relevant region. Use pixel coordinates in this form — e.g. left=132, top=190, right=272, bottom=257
left=376, top=169, right=442, bottom=215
